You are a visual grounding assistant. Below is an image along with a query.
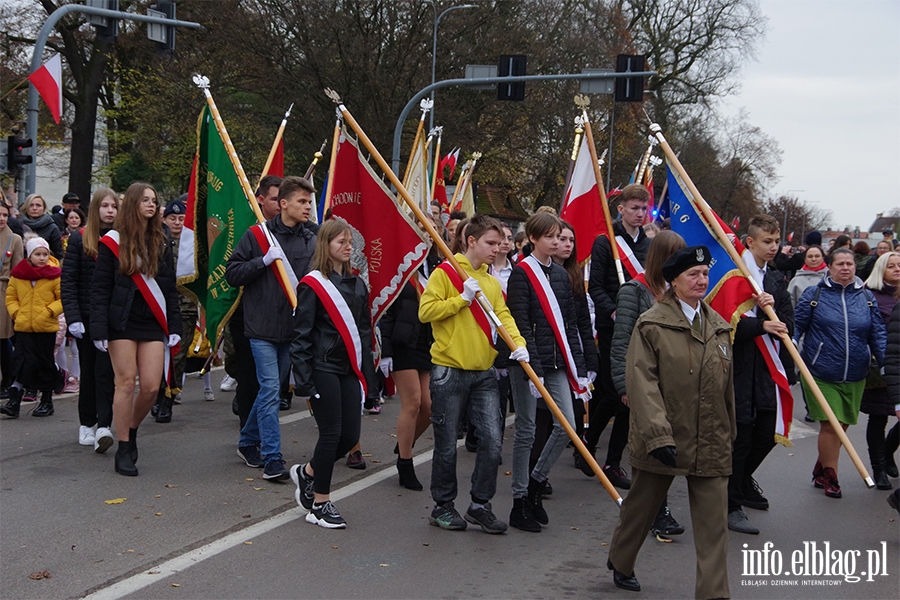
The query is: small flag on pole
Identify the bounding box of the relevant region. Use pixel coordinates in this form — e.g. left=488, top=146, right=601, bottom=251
left=29, top=53, right=63, bottom=124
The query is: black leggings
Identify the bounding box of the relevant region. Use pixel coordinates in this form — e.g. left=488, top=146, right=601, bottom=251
left=309, top=370, right=362, bottom=495
left=76, top=334, right=115, bottom=428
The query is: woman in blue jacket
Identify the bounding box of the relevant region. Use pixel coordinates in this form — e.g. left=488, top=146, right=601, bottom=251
left=794, top=248, right=887, bottom=498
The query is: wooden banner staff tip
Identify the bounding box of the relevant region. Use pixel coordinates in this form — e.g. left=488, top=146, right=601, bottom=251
left=193, top=74, right=296, bottom=309
left=324, top=88, right=622, bottom=506
left=402, top=99, right=433, bottom=187
left=304, top=138, right=328, bottom=180
left=256, top=103, right=294, bottom=191
left=648, top=122, right=873, bottom=489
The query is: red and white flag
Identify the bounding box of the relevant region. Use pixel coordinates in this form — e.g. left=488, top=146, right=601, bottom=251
left=29, top=53, right=63, bottom=124
left=269, top=137, right=285, bottom=178
left=329, top=131, right=429, bottom=324
left=559, top=136, right=607, bottom=263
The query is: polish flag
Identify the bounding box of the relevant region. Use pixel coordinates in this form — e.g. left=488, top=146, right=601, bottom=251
left=29, top=53, right=63, bottom=124
left=559, top=136, right=607, bottom=263
left=269, top=138, right=285, bottom=178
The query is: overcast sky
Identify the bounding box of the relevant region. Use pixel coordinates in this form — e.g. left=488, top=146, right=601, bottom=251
left=722, top=0, right=900, bottom=232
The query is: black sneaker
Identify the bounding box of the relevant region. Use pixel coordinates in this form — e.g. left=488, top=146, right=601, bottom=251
left=742, top=477, right=769, bottom=510
left=650, top=506, right=685, bottom=537
left=262, top=459, right=289, bottom=481
left=603, top=464, right=632, bottom=489
left=465, top=503, right=507, bottom=534
left=429, top=502, right=467, bottom=530
left=237, top=445, right=264, bottom=468
left=306, top=500, right=346, bottom=529
left=290, top=464, right=315, bottom=509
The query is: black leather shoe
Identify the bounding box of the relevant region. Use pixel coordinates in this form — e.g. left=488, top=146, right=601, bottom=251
left=155, top=404, right=172, bottom=423
left=607, top=558, right=641, bottom=592
left=279, top=397, right=291, bottom=411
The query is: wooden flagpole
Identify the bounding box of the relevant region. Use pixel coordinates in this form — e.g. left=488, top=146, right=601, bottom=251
left=559, top=117, right=584, bottom=210
left=446, top=161, right=469, bottom=211
left=193, top=75, right=296, bottom=309
left=581, top=109, right=625, bottom=285
left=429, top=127, right=443, bottom=212
left=325, top=88, right=622, bottom=506
left=402, top=99, right=433, bottom=187
left=256, top=103, right=293, bottom=190
left=322, top=116, right=342, bottom=217
left=649, top=122, right=874, bottom=488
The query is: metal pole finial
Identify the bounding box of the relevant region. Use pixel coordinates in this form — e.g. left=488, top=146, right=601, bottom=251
left=324, top=88, right=343, bottom=104
left=192, top=74, right=210, bottom=89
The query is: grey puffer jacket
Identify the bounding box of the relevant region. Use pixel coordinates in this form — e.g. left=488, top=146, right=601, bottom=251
left=611, top=278, right=655, bottom=397
left=794, top=276, right=887, bottom=383
left=787, top=268, right=825, bottom=308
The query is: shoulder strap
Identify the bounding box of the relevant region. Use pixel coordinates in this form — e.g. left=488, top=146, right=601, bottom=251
left=809, top=286, right=822, bottom=318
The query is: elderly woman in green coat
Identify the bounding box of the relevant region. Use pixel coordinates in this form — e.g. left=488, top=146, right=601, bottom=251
left=607, top=246, right=736, bottom=600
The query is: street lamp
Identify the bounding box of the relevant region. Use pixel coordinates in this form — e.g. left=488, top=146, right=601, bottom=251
left=425, top=1, right=476, bottom=131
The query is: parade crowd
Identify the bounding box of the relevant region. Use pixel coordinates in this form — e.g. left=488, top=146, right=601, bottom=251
left=1, top=178, right=898, bottom=599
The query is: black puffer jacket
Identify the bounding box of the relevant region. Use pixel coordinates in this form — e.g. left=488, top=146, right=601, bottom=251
left=291, top=271, right=377, bottom=396
left=380, top=250, right=441, bottom=359
left=225, top=214, right=317, bottom=343
left=588, top=220, right=651, bottom=328
left=89, top=236, right=181, bottom=340
left=507, top=257, right=585, bottom=379
left=884, top=301, right=899, bottom=409
left=20, top=213, right=63, bottom=259
left=61, top=227, right=111, bottom=328
left=733, top=266, right=795, bottom=424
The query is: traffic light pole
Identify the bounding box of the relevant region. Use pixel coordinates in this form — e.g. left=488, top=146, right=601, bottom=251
left=23, top=5, right=201, bottom=200
left=390, top=70, right=656, bottom=176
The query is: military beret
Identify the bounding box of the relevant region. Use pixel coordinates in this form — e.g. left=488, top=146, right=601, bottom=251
left=163, top=200, right=186, bottom=217
left=662, top=245, right=711, bottom=282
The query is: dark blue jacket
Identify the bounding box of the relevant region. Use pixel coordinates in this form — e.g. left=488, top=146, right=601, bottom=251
left=794, top=276, right=887, bottom=383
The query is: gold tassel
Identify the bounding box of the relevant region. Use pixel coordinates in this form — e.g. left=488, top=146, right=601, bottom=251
left=774, top=433, right=793, bottom=448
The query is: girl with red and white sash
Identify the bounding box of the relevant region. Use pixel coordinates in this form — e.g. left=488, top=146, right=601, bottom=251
left=90, top=183, right=181, bottom=477
left=289, top=220, right=376, bottom=529
left=506, top=212, right=589, bottom=533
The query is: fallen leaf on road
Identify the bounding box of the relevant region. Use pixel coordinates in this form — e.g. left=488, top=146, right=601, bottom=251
left=104, top=498, right=127, bottom=505
left=148, top=570, right=160, bottom=575
left=125, top=550, right=134, bottom=553
left=28, top=571, right=51, bottom=580
left=331, top=546, right=338, bottom=549
left=380, top=564, right=389, bottom=567
left=171, top=583, right=181, bottom=587
left=570, top=527, right=579, bottom=531
left=422, top=543, right=429, bottom=547
left=504, top=471, right=511, bottom=476
left=185, top=493, right=190, bottom=496
left=655, top=535, right=673, bottom=543
left=243, top=542, right=253, bottom=545
left=165, top=484, right=179, bottom=488
left=245, top=478, right=255, bottom=481
left=155, top=495, right=161, bottom=498
left=362, top=453, right=372, bottom=457
left=371, top=460, right=381, bottom=463
left=71, top=545, right=76, bottom=551
left=390, top=433, right=397, bottom=438
left=154, top=512, right=163, bottom=517
left=242, top=514, right=251, bottom=518
left=253, top=487, right=266, bottom=491
left=600, top=542, right=608, bottom=546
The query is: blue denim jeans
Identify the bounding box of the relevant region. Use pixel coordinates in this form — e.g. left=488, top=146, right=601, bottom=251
left=510, top=366, right=575, bottom=497
left=239, top=338, right=292, bottom=463
left=429, top=365, right=502, bottom=505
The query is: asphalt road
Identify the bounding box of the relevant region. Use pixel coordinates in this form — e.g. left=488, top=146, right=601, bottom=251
left=1, top=372, right=897, bottom=600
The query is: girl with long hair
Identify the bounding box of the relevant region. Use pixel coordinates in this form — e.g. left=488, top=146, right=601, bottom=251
left=90, top=183, right=181, bottom=476
left=62, top=188, right=118, bottom=450
left=290, top=220, right=376, bottom=528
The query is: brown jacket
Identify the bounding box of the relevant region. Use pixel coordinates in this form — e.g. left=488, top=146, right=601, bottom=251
left=0, top=228, right=24, bottom=339
left=625, top=296, right=736, bottom=477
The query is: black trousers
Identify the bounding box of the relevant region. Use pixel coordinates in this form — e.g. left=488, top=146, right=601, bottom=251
left=309, top=370, right=362, bottom=496
left=12, top=332, right=56, bottom=391
left=75, top=333, right=114, bottom=428
left=584, top=326, right=629, bottom=466
left=728, top=409, right=776, bottom=512
left=1, top=337, right=13, bottom=389
left=228, top=319, right=258, bottom=430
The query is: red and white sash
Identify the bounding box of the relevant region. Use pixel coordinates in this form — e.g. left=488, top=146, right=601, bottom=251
left=99, top=231, right=177, bottom=387
left=250, top=224, right=299, bottom=303
left=615, top=235, right=645, bottom=279
left=517, top=256, right=587, bottom=395
left=301, top=270, right=368, bottom=401
left=436, top=261, right=496, bottom=347
left=741, top=250, right=793, bottom=445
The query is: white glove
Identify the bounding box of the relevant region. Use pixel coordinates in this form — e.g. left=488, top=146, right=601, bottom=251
left=577, top=377, right=592, bottom=401
left=460, top=277, right=481, bottom=303
left=509, top=346, right=529, bottom=363
left=68, top=322, right=85, bottom=338
left=167, top=334, right=181, bottom=348
left=587, top=370, right=597, bottom=384
left=93, top=339, right=108, bottom=352
left=528, top=376, right=544, bottom=398
left=494, top=368, right=508, bottom=380
left=262, top=246, right=286, bottom=266
left=379, top=357, right=393, bottom=377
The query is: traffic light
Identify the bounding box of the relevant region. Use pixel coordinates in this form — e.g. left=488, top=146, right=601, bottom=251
left=6, top=136, right=33, bottom=170
left=87, top=0, right=119, bottom=43
left=497, top=55, right=526, bottom=101
left=149, top=2, right=177, bottom=54
left=614, top=54, right=646, bottom=103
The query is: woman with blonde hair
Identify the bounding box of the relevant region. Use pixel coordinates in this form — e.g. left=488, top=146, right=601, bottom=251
left=19, top=194, right=63, bottom=259
left=90, top=183, right=181, bottom=476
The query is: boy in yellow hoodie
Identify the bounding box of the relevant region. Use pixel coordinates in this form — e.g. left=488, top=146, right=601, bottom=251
left=2, top=236, right=63, bottom=418
left=419, top=214, right=527, bottom=534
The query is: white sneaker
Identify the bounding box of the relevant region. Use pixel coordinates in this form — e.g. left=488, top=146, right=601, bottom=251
left=204, top=389, right=215, bottom=402
left=94, top=427, right=114, bottom=454
left=79, top=425, right=96, bottom=446
left=220, top=374, right=237, bottom=392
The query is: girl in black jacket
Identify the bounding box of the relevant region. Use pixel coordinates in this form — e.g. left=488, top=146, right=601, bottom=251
left=90, top=183, right=181, bottom=477
left=62, top=188, right=118, bottom=452
left=290, top=220, right=376, bottom=529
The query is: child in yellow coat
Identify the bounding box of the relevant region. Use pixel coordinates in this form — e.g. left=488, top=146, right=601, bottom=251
left=2, top=236, right=63, bottom=418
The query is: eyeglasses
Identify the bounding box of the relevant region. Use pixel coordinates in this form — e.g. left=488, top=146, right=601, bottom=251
left=141, top=197, right=160, bottom=206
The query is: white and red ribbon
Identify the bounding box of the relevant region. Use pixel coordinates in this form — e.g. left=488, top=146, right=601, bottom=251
left=436, top=261, right=496, bottom=347
left=250, top=223, right=299, bottom=304
left=615, top=235, right=645, bottom=279
left=517, top=256, right=586, bottom=395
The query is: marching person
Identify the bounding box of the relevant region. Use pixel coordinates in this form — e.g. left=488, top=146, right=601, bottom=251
left=90, top=183, right=181, bottom=476
left=419, top=214, right=525, bottom=534
left=506, top=213, right=588, bottom=532
left=608, top=246, right=735, bottom=599
left=62, top=188, right=118, bottom=450
left=289, top=220, right=377, bottom=528
left=0, top=201, right=24, bottom=406
left=608, top=230, right=686, bottom=539
left=587, top=183, right=653, bottom=489
left=787, top=245, right=826, bottom=307
left=225, top=176, right=316, bottom=481
left=793, top=247, right=887, bottom=498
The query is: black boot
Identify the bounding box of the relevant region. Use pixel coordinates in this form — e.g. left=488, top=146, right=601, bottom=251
left=155, top=394, right=173, bottom=423
left=527, top=476, right=549, bottom=525
left=509, top=497, right=541, bottom=532
left=129, top=428, right=139, bottom=464
left=115, top=440, right=138, bottom=476
left=397, top=458, right=423, bottom=491
left=32, top=391, right=54, bottom=417
left=0, top=387, right=23, bottom=418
